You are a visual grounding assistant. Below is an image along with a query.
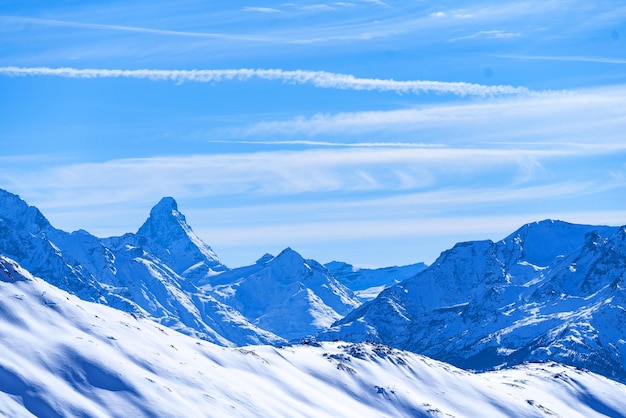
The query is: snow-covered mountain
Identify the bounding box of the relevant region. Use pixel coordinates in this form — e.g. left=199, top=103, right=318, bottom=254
left=321, top=220, right=626, bottom=381
left=325, top=260, right=427, bottom=301
left=5, top=187, right=626, bottom=389
left=3, top=253, right=626, bottom=418
left=124, top=196, right=226, bottom=280
left=198, top=248, right=361, bottom=341
left=0, top=189, right=279, bottom=346
left=0, top=189, right=361, bottom=347
left=0, top=189, right=122, bottom=306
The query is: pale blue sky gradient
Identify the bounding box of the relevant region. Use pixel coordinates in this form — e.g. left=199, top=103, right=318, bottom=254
left=1, top=1, right=626, bottom=267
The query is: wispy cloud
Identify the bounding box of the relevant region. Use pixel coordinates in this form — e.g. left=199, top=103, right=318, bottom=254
left=450, top=29, right=521, bottom=42
left=0, top=147, right=562, bottom=209
left=197, top=210, right=626, bottom=248
left=7, top=149, right=623, bottom=265
left=240, top=86, right=626, bottom=150
left=498, top=54, right=626, bottom=65
left=207, top=140, right=445, bottom=148
left=0, top=15, right=272, bottom=42
left=4, top=145, right=623, bottom=266
left=242, top=7, right=281, bottom=13
left=0, top=66, right=531, bottom=96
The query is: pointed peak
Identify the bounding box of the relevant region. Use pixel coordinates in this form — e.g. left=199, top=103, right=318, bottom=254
left=137, top=197, right=188, bottom=239
left=270, top=247, right=307, bottom=266
left=256, top=253, right=275, bottom=265
left=151, top=197, right=179, bottom=216
left=0, top=189, right=52, bottom=230
left=276, top=247, right=303, bottom=259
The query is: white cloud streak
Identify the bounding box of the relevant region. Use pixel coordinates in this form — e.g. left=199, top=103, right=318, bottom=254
left=4, top=147, right=624, bottom=266
left=0, top=66, right=531, bottom=97
left=198, top=210, right=626, bottom=248
left=1, top=147, right=561, bottom=210
left=242, top=7, right=282, bottom=13
left=241, top=86, right=626, bottom=150
left=1, top=16, right=274, bottom=42
left=207, top=140, right=445, bottom=148
left=450, top=30, right=521, bottom=42
left=498, top=54, right=626, bottom=65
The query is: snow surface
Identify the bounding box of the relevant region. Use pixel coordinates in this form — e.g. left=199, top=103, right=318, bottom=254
left=3, top=254, right=626, bottom=418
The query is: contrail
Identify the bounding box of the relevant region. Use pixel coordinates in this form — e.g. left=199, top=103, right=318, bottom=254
left=0, top=66, right=532, bottom=97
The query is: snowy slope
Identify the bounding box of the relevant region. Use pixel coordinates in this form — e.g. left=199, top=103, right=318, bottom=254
left=200, top=248, right=361, bottom=341
left=326, top=260, right=427, bottom=301
left=2, top=254, right=626, bottom=418
left=0, top=189, right=279, bottom=346
left=0, top=189, right=120, bottom=306
left=322, top=220, right=626, bottom=381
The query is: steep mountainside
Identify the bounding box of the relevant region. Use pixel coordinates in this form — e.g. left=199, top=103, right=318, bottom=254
left=0, top=189, right=279, bottom=346
left=122, top=196, right=226, bottom=280
left=199, top=248, right=361, bottom=341
left=0, top=189, right=125, bottom=307
left=3, top=254, right=626, bottom=418
left=321, top=220, right=626, bottom=381
left=325, top=260, right=427, bottom=301
left=5, top=187, right=626, bottom=385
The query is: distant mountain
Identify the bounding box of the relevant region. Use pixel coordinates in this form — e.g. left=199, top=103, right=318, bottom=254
left=0, top=189, right=279, bottom=346
left=0, top=189, right=361, bottom=346
left=5, top=187, right=626, bottom=385
left=3, top=253, right=626, bottom=417
left=325, top=260, right=427, bottom=301
left=320, top=220, right=626, bottom=381
left=198, top=248, right=361, bottom=341
left=0, top=189, right=124, bottom=306
left=131, top=196, right=226, bottom=280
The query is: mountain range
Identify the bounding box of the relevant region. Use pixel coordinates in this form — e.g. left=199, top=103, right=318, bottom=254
left=3, top=187, right=626, bottom=414
left=0, top=189, right=378, bottom=346
left=2, top=253, right=626, bottom=417
left=321, top=220, right=626, bottom=382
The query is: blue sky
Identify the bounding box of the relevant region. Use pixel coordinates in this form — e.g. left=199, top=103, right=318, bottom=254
left=1, top=1, right=626, bottom=268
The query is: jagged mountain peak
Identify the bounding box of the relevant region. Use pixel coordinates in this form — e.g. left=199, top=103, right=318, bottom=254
left=138, top=196, right=187, bottom=239
left=323, top=220, right=626, bottom=382
left=500, top=219, right=616, bottom=266
left=153, top=196, right=178, bottom=212
left=132, top=197, right=226, bottom=277
left=273, top=247, right=305, bottom=264
left=0, top=188, right=52, bottom=231
left=255, top=253, right=275, bottom=265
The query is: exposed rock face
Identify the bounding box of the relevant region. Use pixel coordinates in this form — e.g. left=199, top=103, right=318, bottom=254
left=321, top=220, right=626, bottom=381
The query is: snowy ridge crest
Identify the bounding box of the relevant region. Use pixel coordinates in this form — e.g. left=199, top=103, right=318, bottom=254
left=322, top=220, right=626, bottom=382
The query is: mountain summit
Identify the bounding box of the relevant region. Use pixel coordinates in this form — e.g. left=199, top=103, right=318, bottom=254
left=135, top=197, right=226, bottom=279
left=321, top=220, right=626, bottom=381
left=203, top=247, right=361, bottom=341
left=0, top=190, right=277, bottom=346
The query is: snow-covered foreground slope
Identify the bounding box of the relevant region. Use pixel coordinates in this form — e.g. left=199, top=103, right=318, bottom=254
left=2, top=255, right=626, bottom=418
